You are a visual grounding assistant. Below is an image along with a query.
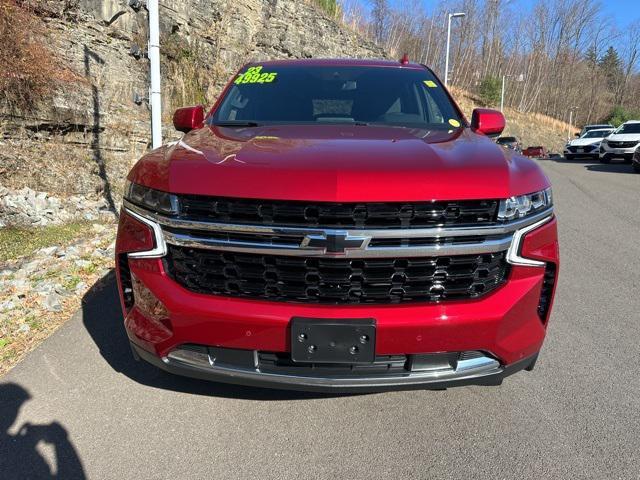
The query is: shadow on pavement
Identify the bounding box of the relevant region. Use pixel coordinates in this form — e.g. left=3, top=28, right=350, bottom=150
left=0, top=383, right=86, bottom=479
left=81, top=271, right=355, bottom=401
left=549, top=156, right=637, bottom=174
left=584, top=163, right=637, bottom=174
left=547, top=156, right=595, bottom=164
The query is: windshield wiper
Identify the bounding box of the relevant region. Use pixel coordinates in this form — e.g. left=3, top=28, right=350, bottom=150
left=211, top=121, right=261, bottom=127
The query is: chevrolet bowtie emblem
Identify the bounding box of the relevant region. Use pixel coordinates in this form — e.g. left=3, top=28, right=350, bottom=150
left=301, top=232, right=369, bottom=254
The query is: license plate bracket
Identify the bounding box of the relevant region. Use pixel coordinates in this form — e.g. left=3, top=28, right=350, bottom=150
left=290, top=318, right=376, bottom=364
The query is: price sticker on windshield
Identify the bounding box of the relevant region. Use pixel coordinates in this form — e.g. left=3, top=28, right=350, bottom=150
left=235, top=66, right=278, bottom=85
left=423, top=80, right=438, bottom=88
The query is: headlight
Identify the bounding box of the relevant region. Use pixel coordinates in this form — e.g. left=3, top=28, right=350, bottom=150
left=124, top=180, right=179, bottom=215
left=498, top=188, right=552, bottom=221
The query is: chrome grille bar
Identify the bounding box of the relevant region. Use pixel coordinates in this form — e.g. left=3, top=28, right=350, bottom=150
left=124, top=200, right=553, bottom=259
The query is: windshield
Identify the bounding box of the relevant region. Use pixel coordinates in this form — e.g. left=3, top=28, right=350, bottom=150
left=212, top=65, right=463, bottom=129
left=497, top=137, right=517, bottom=143
left=614, top=123, right=640, bottom=134
left=582, top=130, right=611, bottom=138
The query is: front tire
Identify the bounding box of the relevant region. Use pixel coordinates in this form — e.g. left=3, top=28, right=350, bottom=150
left=633, top=162, right=640, bottom=173
left=565, top=154, right=574, bottom=160
left=600, top=155, right=610, bottom=164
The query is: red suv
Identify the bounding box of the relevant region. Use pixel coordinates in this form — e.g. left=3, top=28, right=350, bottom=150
left=522, top=146, right=548, bottom=158
left=116, top=59, right=559, bottom=392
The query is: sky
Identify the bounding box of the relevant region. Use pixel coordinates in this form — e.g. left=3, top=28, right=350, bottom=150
left=363, top=0, right=640, bottom=30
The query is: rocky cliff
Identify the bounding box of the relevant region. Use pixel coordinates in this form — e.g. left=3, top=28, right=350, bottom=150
left=0, top=0, right=386, bottom=210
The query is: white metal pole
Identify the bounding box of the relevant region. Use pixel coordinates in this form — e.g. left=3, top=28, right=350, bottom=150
left=148, top=0, right=162, bottom=149
left=500, top=75, right=506, bottom=112
left=568, top=110, right=573, bottom=142
left=444, top=14, right=452, bottom=87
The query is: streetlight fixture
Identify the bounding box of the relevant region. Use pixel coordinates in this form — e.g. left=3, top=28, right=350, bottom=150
left=444, top=12, right=465, bottom=87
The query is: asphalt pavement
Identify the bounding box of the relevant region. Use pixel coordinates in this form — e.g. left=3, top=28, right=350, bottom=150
left=2, top=157, right=640, bottom=479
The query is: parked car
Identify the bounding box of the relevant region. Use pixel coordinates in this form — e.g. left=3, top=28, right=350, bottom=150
left=577, top=123, right=613, bottom=138
left=116, top=58, right=559, bottom=392
left=522, top=146, right=548, bottom=158
left=564, top=128, right=614, bottom=160
left=599, top=120, right=640, bottom=163
left=496, top=136, right=522, bottom=152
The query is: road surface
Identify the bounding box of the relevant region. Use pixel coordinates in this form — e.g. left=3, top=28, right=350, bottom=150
left=2, top=158, right=639, bottom=479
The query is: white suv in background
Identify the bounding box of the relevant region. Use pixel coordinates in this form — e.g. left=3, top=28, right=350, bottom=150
left=599, top=121, right=640, bottom=164
left=578, top=123, right=613, bottom=137
left=564, top=128, right=613, bottom=160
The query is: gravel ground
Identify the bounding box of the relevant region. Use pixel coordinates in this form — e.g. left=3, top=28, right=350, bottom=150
left=1, top=158, right=639, bottom=479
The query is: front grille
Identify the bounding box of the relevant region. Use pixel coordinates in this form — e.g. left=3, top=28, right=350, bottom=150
left=568, top=145, right=595, bottom=153
left=165, top=245, right=509, bottom=304
left=178, top=195, right=499, bottom=229
left=607, top=140, right=638, bottom=148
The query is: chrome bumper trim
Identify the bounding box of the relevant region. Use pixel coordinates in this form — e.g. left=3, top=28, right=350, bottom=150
left=164, top=349, right=502, bottom=389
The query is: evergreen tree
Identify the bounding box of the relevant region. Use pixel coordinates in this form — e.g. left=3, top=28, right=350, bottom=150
left=598, top=46, right=623, bottom=91
left=479, top=76, right=502, bottom=106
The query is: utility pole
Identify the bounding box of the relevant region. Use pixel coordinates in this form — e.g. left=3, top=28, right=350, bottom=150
left=147, top=0, right=162, bottom=149
left=444, top=12, right=465, bottom=87
left=500, top=75, right=509, bottom=112
left=567, top=107, right=579, bottom=141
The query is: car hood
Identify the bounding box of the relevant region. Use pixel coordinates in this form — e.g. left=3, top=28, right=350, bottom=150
left=129, top=124, right=549, bottom=202
left=569, top=138, right=604, bottom=146
left=606, top=133, right=640, bottom=142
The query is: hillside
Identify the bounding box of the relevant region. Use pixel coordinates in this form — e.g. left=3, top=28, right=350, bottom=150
left=450, top=87, right=574, bottom=153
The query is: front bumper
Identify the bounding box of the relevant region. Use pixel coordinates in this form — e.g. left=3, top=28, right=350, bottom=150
left=132, top=342, right=538, bottom=392
left=116, top=212, right=559, bottom=391
left=600, top=143, right=638, bottom=159
left=564, top=146, right=599, bottom=157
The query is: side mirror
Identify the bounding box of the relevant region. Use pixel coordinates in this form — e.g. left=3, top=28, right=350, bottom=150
left=574, top=133, right=580, bottom=137
left=470, top=108, right=505, bottom=138
left=173, top=105, right=205, bottom=133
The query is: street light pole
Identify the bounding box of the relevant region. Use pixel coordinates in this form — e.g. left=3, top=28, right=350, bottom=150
left=567, top=107, right=578, bottom=141
left=444, top=12, right=465, bottom=87
left=500, top=74, right=508, bottom=112
left=148, top=0, right=162, bottom=149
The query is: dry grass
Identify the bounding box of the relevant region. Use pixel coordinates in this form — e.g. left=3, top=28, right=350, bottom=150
left=450, top=86, right=575, bottom=152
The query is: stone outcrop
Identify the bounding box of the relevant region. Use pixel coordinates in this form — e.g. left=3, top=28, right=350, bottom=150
left=0, top=186, right=115, bottom=227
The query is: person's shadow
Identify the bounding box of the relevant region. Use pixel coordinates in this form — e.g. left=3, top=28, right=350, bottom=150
left=0, top=383, right=86, bottom=479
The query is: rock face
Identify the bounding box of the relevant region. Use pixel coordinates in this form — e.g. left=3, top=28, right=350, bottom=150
left=0, top=0, right=386, bottom=203
left=0, top=186, right=115, bottom=227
